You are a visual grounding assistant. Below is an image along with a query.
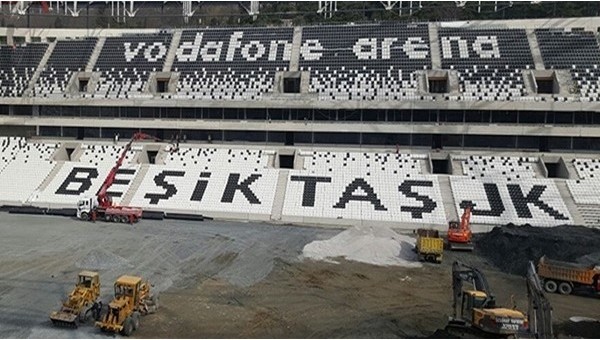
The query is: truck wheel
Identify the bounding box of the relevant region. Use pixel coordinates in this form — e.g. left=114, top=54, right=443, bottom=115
left=80, top=212, right=89, bottom=221
left=558, top=282, right=573, bottom=295
left=120, top=215, right=129, bottom=223
left=104, top=215, right=112, bottom=222
left=132, top=312, right=140, bottom=330
left=121, top=316, right=134, bottom=336
left=112, top=215, right=120, bottom=223
left=544, top=280, right=557, bottom=293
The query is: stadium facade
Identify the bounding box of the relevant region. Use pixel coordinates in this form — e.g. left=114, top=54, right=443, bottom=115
left=0, top=16, right=600, bottom=229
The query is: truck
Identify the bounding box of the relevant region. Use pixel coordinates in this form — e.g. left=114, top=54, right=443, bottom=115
left=77, top=132, right=158, bottom=223
left=415, top=228, right=444, bottom=263
left=537, top=255, right=600, bottom=295
left=95, top=275, right=159, bottom=336
left=50, top=271, right=102, bottom=327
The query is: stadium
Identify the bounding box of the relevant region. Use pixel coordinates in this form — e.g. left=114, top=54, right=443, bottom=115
left=0, top=1, right=599, bottom=338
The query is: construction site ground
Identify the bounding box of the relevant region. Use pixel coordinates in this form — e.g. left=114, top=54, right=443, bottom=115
left=0, top=212, right=599, bottom=338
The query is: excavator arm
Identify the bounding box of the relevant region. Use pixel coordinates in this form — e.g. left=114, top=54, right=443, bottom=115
left=447, top=204, right=474, bottom=251
left=96, top=132, right=158, bottom=208
left=452, top=261, right=494, bottom=318
left=526, top=261, right=553, bottom=338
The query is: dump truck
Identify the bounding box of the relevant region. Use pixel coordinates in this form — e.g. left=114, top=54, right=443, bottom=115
left=537, top=255, right=600, bottom=295
left=95, top=275, right=158, bottom=336
left=415, top=228, right=444, bottom=263
left=50, top=271, right=102, bottom=327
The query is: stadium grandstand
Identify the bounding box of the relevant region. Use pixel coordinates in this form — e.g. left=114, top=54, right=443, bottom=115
left=1, top=1, right=600, bottom=231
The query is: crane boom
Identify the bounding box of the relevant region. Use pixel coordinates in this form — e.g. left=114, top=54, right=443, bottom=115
left=77, top=132, right=159, bottom=223
left=96, top=132, right=157, bottom=208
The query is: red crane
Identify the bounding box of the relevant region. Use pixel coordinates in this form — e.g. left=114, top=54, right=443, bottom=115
left=77, top=132, right=158, bottom=223
left=447, top=204, right=474, bottom=251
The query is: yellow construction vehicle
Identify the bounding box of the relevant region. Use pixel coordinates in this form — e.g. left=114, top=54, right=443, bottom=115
left=415, top=228, right=444, bottom=263
left=446, top=261, right=529, bottom=337
left=95, top=275, right=159, bottom=336
left=50, top=271, right=102, bottom=327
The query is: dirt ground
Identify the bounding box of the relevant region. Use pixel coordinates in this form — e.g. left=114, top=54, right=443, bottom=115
left=135, top=250, right=600, bottom=339
left=0, top=212, right=598, bottom=338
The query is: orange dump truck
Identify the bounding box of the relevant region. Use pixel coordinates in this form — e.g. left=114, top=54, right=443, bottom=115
left=537, top=255, right=600, bottom=295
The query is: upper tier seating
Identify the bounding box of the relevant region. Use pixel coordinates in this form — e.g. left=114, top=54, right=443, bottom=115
left=33, top=38, right=98, bottom=98
left=456, top=155, right=537, bottom=181
left=299, top=23, right=432, bottom=101
left=172, top=27, right=293, bottom=100
left=536, top=28, right=600, bottom=102
left=0, top=141, right=59, bottom=203
left=300, top=150, right=425, bottom=175
left=439, top=28, right=533, bottom=101
left=164, top=146, right=272, bottom=171
left=93, top=33, right=172, bottom=99
left=0, top=43, right=48, bottom=97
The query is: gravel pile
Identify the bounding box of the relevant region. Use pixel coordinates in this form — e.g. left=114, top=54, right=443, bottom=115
left=301, top=225, right=421, bottom=267
left=75, top=248, right=133, bottom=270
left=475, top=224, right=600, bottom=276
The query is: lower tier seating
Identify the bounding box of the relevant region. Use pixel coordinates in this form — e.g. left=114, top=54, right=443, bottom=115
left=0, top=141, right=59, bottom=203
left=450, top=177, right=571, bottom=226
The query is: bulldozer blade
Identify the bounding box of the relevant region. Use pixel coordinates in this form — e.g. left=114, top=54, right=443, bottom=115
left=50, top=312, right=78, bottom=328
left=449, top=242, right=474, bottom=251
left=50, top=319, right=78, bottom=328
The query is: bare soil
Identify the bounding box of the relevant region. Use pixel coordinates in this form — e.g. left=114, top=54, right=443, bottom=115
left=136, top=250, right=600, bottom=338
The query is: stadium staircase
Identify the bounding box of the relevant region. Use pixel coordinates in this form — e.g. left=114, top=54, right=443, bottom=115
left=121, top=163, right=149, bottom=206
left=85, top=37, right=105, bottom=72
left=23, top=41, right=56, bottom=97
left=270, top=170, right=289, bottom=221
left=162, top=30, right=181, bottom=72
left=575, top=204, right=600, bottom=227
left=290, top=26, right=303, bottom=71
left=437, top=175, right=459, bottom=223
left=554, top=180, right=585, bottom=225
left=428, top=23, right=441, bottom=69
left=526, top=29, right=545, bottom=70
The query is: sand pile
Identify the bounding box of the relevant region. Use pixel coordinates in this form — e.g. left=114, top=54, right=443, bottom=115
left=301, top=225, right=421, bottom=267
left=475, top=224, right=600, bottom=276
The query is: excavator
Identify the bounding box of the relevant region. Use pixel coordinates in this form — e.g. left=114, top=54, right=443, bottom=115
left=447, top=204, right=474, bottom=251
left=526, top=261, right=554, bottom=338
left=76, top=132, right=158, bottom=223
left=446, top=261, right=529, bottom=338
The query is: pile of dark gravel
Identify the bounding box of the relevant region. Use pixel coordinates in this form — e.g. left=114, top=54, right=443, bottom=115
left=474, top=224, right=600, bottom=276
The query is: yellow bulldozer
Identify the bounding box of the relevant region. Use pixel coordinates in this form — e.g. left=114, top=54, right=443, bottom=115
left=95, top=275, right=159, bottom=336
left=50, top=271, right=102, bottom=327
